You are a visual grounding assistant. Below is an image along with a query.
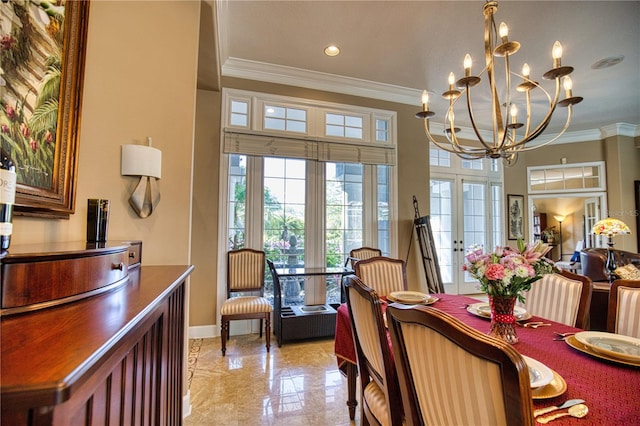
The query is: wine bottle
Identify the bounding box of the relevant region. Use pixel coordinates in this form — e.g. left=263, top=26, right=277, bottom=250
left=0, top=148, right=17, bottom=252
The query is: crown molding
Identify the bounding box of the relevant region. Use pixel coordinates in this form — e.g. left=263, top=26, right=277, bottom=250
left=600, top=123, right=640, bottom=139
left=222, top=57, right=422, bottom=106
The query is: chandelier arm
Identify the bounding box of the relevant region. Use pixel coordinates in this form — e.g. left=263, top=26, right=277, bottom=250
left=514, top=106, right=574, bottom=152
left=463, top=87, right=492, bottom=150
left=485, top=8, right=505, bottom=150
left=517, top=77, right=562, bottom=144
left=498, top=52, right=514, bottom=151
left=423, top=119, right=487, bottom=159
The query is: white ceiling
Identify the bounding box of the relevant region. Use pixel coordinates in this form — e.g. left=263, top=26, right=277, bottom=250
left=200, top=1, right=640, bottom=139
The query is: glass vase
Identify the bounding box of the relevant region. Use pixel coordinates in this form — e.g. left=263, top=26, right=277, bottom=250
left=488, top=295, right=519, bottom=344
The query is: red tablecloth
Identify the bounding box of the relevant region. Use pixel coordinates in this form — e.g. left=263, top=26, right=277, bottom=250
left=334, top=293, right=640, bottom=425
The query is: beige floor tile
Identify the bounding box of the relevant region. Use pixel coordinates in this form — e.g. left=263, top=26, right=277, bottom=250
left=184, top=335, right=359, bottom=425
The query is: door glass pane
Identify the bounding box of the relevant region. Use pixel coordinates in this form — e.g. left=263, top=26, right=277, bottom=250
left=463, top=182, right=486, bottom=283
left=326, top=162, right=363, bottom=304
left=430, top=179, right=453, bottom=284
left=228, top=155, right=246, bottom=250
left=264, top=158, right=306, bottom=305
left=377, top=165, right=390, bottom=255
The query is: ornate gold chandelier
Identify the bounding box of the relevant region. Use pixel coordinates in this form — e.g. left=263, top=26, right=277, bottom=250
left=416, top=1, right=583, bottom=165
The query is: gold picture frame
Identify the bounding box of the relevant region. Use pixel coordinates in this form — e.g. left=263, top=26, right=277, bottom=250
left=1, top=1, right=90, bottom=218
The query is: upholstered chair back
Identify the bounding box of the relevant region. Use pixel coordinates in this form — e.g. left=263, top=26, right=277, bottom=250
left=354, top=256, right=408, bottom=298
left=518, top=270, right=592, bottom=329
left=608, top=279, right=640, bottom=338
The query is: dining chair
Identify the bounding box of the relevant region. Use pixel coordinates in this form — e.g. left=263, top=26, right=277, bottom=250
left=354, top=256, right=408, bottom=299
left=517, top=269, right=592, bottom=329
left=386, top=304, right=535, bottom=426
left=220, top=248, right=272, bottom=356
left=607, top=279, right=640, bottom=338
left=346, top=246, right=382, bottom=269
left=344, top=275, right=404, bottom=426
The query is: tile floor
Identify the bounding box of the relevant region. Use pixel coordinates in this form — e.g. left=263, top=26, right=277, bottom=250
left=184, top=334, right=359, bottom=426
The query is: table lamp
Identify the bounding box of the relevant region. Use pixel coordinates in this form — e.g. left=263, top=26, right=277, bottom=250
left=592, top=217, right=631, bottom=281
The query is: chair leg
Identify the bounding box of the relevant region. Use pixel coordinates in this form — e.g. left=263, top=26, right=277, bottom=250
left=259, top=318, right=263, bottom=338
left=265, top=315, right=271, bottom=352
left=221, top=318, right=228, bottom=356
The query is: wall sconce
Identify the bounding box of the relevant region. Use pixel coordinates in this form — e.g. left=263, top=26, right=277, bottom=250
left=121, top=137, right=162, bottom=218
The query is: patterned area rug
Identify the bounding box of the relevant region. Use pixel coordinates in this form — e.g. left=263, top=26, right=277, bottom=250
left=186, top=338, right=203, bottom=389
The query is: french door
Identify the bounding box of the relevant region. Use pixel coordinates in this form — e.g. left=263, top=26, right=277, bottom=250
left=430, top=175, right=499, bottom=294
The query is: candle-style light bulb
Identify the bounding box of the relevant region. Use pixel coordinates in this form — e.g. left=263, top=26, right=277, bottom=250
left=421, top=90, right=429, bottom=111
left=522, top=63, right=530, bottom=80
left=552, top=41, right=563, bottom=68
left=499, top=22, right=509, bottom=41
left=563, top=76, right=573, bottom=97
left=447, top=109, right=455, bottom=123
left=448, top=72, right=455, bottom=89
left=464, top=54, right=472, bottom=76
left=510, top=104, right=518, bottom=123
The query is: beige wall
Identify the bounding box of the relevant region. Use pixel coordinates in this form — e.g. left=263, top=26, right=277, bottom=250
left=12, top=1, right=201, bottom=266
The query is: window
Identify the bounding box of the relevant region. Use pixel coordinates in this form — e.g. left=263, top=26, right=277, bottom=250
left=325, top=113, right=363, bottom=139
left=430, top=147, right=451, bottom=167
left=264, top=105, right=307, bottom=133
left=230, top=99, right=249, bottom=127
left=527, top=162, right=606, bottom=193
left=220, top=89, right=398, bottom=308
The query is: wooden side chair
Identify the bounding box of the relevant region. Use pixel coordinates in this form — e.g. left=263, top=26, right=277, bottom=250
left=607, top=279, right=640, bottom=338
left=220, top=248, right=272, bottom=356
left=354, top=256, right=408, bottom=299
left=387, top=304, right=535, bottom=426
left=344, top=275, right=404, bottom=426
left=346, top=247, right=382, bottom=269
left=518, top=269, right=592, bottom=329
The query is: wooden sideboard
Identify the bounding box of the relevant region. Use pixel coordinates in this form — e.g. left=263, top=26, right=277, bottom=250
left=0, top=242, right=194, bottom=426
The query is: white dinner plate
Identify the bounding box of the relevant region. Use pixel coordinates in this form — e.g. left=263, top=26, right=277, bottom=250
left=574, top=331, right=640, bottom=363
left=466, top=302, right=531, bottom=321
left=522, top=355, right=554, bottom=389
left=388, top=291, right=439, bottom=305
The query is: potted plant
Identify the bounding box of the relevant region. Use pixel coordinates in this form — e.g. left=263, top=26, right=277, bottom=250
left=542, top=226, right=558, bottom=244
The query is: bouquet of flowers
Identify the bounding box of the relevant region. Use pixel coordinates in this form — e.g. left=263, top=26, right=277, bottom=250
left=463, top=238, right=557, bottom=303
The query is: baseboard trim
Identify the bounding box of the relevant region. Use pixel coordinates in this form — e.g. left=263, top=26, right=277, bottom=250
left=189, top=324, right=217, bottom=339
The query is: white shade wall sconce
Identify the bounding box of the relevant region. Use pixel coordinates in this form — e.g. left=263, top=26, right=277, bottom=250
left=121, top=137, right=162, bottom=218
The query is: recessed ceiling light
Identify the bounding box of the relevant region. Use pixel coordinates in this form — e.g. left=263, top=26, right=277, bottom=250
left=591, top=55, right=624, bottom=70
left=324, top=45, right=340, bottom=57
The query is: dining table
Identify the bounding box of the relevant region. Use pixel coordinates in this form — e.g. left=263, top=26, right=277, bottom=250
left=334, top=293, right=640, bottom=424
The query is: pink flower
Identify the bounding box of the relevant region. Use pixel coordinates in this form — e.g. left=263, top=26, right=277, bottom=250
left=30, top=139, right=37, bottom=151
left=485, top=263, right=505, bottom=281
left=45, top=130, right=54, bottom=143
left=20, top=123, right=30, bottom=137
left=5, top=105, right=16, bottom=120
left=1, top=124, right=8, bottom=134
left=0, top=35, right=15, bottom=51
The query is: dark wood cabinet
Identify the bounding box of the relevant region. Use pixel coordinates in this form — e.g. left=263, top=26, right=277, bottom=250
left=533, top=212, right=547, bottom=241
left=1, top=242, right=193, bottom=426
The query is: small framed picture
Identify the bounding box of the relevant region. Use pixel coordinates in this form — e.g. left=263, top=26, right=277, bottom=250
left=507, top=194, right=525, bottom=240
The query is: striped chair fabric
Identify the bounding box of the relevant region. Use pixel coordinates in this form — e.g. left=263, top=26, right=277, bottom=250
left=354, top=256, right=407, bottom=298
left=608, top=279, right=640, bottom=338
left=348, top=247, right=382, bottom=269
left=387, top=304, right=534, bottom=426
left=518, top=271, right=591, bottom=328
left=221, top=248, right=272, bottom=355
left=345, top=275, right=404, bottom=426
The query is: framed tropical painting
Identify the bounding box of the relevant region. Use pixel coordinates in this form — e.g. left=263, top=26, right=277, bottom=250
left=1, top=0, right=90, bottom=217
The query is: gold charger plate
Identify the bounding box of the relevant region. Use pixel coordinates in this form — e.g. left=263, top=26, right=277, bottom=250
left=388, top=293, right=439, bottom=305
left=565, top=335, right=640, bottom=368
left=531, top=370, right=567, bottom=399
